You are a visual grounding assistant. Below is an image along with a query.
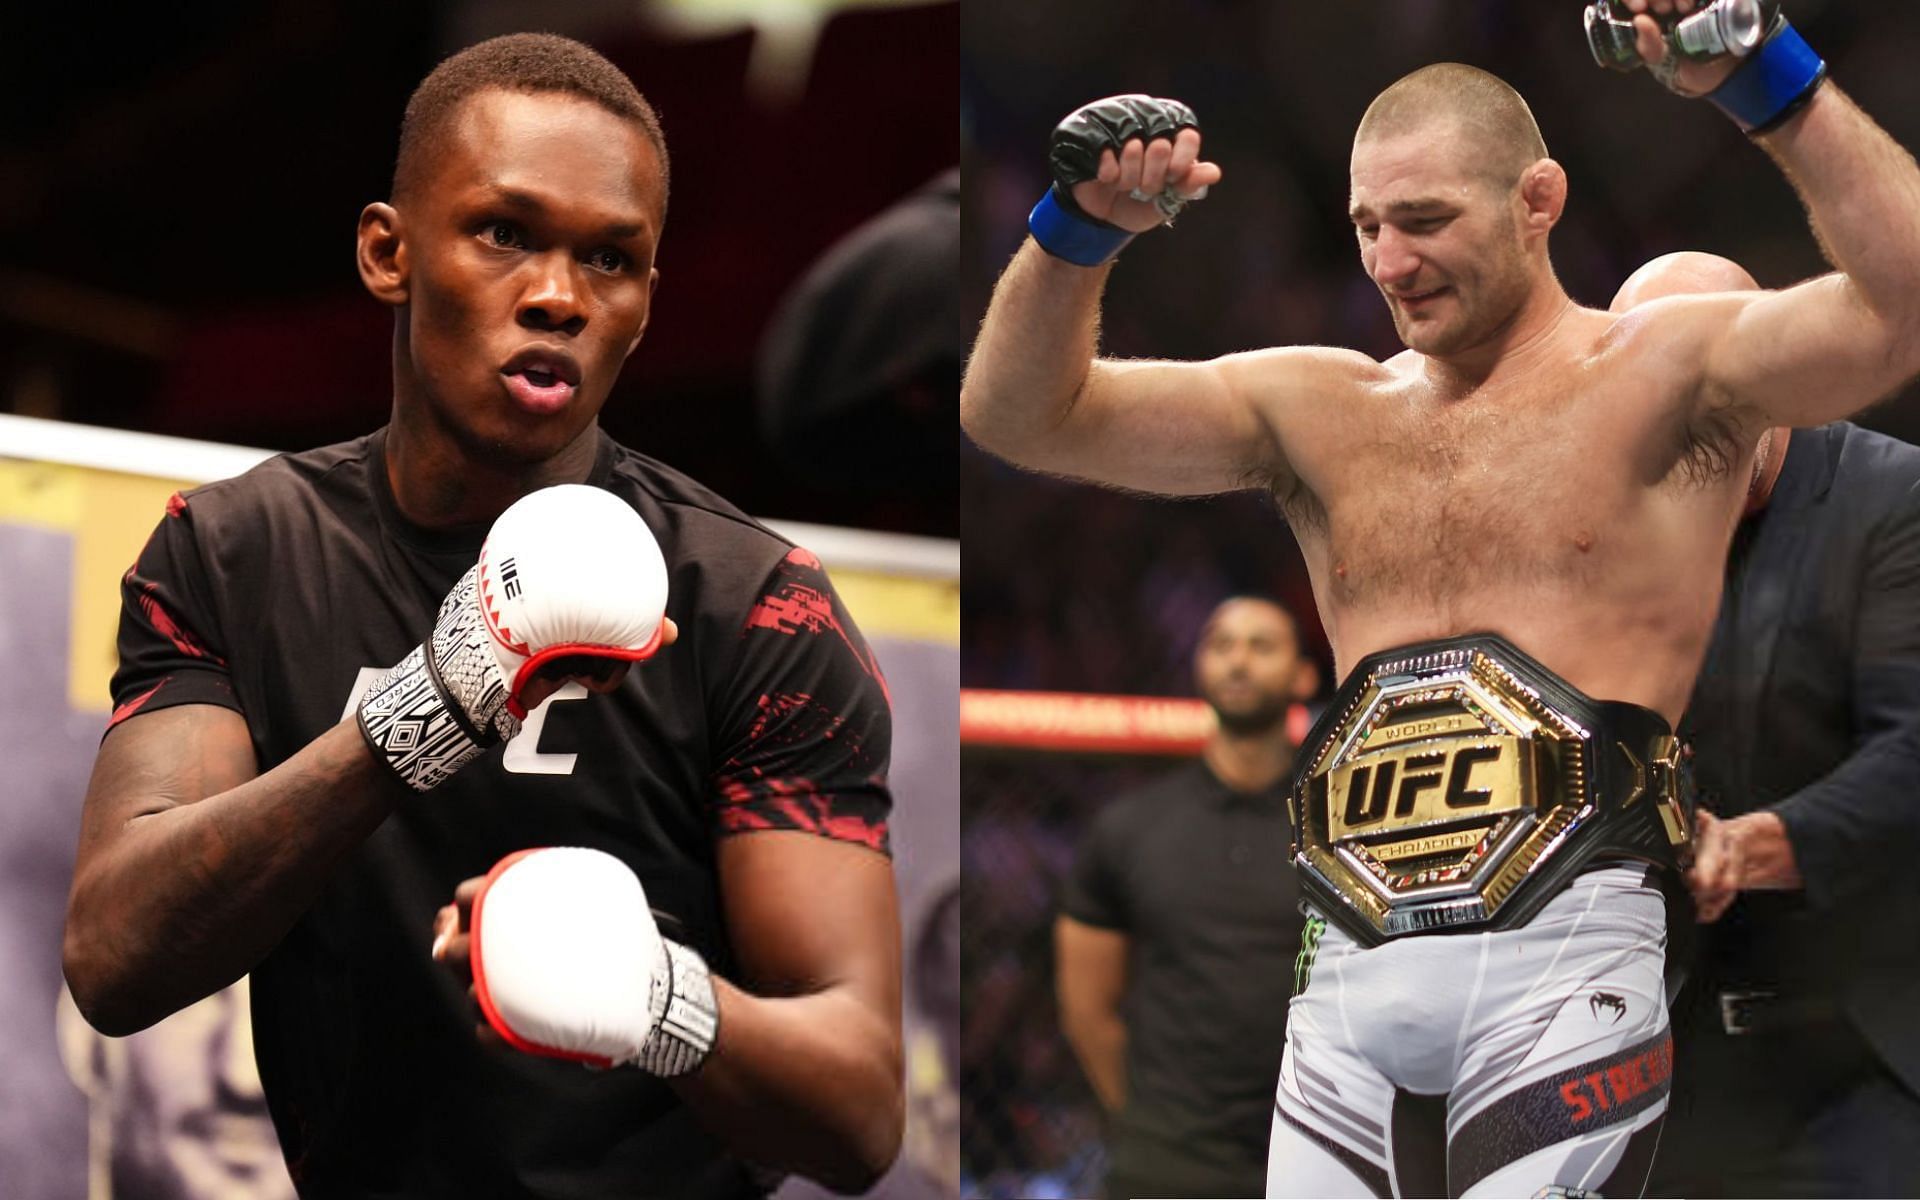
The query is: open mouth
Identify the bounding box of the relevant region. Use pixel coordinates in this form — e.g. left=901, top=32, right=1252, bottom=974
left=500, top=349, right=582, bottom=414
left=501, top=368, right=575, bottom=414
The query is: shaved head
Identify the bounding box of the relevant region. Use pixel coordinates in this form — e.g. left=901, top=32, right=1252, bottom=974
left=1355, top=63, right=1548, bottom=191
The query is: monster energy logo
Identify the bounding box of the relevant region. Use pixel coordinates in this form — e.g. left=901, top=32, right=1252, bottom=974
left=1295, top=914, right=1327, bottom=995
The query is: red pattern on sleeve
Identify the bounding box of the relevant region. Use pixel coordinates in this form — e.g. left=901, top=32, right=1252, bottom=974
left=714, top=776, right=887, bottom=850
left=742, top=547, right=890, bottom=704
left=131, top=575, right=225, bottom=666
left=713, top=685, right=889, bottom=851
left=107, top=679, right=166, bottom=729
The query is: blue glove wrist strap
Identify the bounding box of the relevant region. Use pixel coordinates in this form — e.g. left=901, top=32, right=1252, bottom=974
left=1029, top=185, right=1134, bottom=267
left=1709, top=20, right=1826, bottom=134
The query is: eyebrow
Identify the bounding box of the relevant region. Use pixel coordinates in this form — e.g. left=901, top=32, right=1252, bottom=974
left=1348, top=197, right=1455, bottom=224
left=482, top=185, right=649, bottom=239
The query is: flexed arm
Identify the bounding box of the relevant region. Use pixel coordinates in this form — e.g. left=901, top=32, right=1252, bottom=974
left=1610, top=3, right=1920, bottom=428
left=963, top=97, right=1370, bottom=497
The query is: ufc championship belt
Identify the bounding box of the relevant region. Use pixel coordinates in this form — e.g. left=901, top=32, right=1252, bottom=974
left=1290, top=634, right=1694, bottom=945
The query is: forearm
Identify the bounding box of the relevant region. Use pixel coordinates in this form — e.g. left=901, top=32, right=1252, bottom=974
left=1063, top=1011, right=1128, bottom=1111
left=1762, top=85, right=1920, bottom=333
left=65, top=719, right=401, bottom=1034
left=960, top=240, right=1112, bottom=464
left=675, top=979, right=903, bottom=1192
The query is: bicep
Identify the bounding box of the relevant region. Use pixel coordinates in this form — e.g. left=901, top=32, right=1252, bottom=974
left=75, top=704, right=258, bottom=872
left=1701, top=277, right=1909, bottom=429
left=716, top=832, right=901, bottom=1024
left=1041, top=347, right=1357, bottom=497
left=1055, top=915, right=1129, bottom=1016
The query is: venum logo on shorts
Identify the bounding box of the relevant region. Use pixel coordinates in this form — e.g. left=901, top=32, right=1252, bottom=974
left=1588, top=991, right=1628, bottom=1024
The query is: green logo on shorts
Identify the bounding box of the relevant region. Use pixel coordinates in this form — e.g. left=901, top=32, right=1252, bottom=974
left=1294, top=914, right=1326, bottom=995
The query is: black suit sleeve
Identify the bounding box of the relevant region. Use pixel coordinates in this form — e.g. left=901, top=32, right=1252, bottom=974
left=1772, top=480, right=1920, bottom=911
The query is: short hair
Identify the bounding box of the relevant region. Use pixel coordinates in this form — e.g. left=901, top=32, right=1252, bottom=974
left=1203, top=595, right=1299, bottom=645
left=393, top=33, right=669, bottom=210
left=1354, top=63, right=1547, bottom=191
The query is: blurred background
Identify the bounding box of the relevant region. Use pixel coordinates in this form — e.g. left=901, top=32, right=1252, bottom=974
left=0, top=4, right=957, bottom=1198
left=960, top=2, right=1920, bottom=1196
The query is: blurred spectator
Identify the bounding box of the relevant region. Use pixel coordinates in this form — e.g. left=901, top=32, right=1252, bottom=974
left=758, top=168, right=958, bottom=528
left=1056, top=597, right=1314, bottom=1199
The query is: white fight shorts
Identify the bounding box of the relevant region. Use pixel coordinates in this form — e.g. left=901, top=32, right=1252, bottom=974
left=1268, top=865, right=1670, bottom=1199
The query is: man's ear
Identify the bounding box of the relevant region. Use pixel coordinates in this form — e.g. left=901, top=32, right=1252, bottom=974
left=357, top=203, right=408, bottom=307
left=1518, top=158, right=1568, bottom=237
left=626, top=267, right=660, bottom=357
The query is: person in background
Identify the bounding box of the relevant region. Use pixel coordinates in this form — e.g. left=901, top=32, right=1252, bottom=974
left=1055, top=596, right=1317, bottom=1199
left=1613, top=251, right=1920, bottom=1198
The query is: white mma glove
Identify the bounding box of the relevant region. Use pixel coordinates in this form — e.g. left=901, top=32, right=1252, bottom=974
left=357, top=485, right=669, bottom=792
left=470, top=847, right=718, bottom=1075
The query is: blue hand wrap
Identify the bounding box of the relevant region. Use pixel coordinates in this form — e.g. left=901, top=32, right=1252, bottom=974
left=1029, top=185, right=1134, bottom=267
left=1708, top=19, right=1826, bottom=134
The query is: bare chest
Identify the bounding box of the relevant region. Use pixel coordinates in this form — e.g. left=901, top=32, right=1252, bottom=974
left=1301, top=382, right=1644, bottom=608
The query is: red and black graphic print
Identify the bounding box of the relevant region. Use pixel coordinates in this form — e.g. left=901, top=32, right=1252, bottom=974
left=127, top=568, right=224, bottom=666
left=744, top=548, right=890, bottom=704
left=106, top=502, right=241, bottom=729
left=715, top=547, right=892, bottom=852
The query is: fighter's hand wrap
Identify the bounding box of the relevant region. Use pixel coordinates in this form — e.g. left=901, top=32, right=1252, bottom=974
left=356, top=484, right=670, bottom=792
left=1705, top=10, right=1825, bottom=134
left=470, top=847, right=719, bottom=1076
left=1028, top=94, right=1204, bottom=267
left=1584, top=0, right=1823, bottom=133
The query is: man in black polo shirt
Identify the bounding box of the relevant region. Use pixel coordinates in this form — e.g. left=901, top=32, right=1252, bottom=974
left=1056, top=596, right=1318, bottom=1199
left=62, top=34, right=900, bottom=1198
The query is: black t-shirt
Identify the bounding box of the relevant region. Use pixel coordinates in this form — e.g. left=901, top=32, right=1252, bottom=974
left=108, top=428, right=893, bottom=1199
left=1059, top=760, right=1302, bottom=1197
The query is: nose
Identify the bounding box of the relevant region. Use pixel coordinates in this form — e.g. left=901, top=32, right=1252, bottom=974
left=1370, top=226, right=1420, bottom=291
left=1216, top=641, right=1252, bottom=671
left=518, top=252, right=587, bottom=336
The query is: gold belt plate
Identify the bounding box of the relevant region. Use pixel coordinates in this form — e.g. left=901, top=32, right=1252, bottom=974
left=1296, top=647, right=1594, bottom=936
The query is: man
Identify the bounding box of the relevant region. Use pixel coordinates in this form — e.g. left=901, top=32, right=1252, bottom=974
left=961, top=1, right=1920, bottom=1194
left=62, top=34, right=901, bottom=1198
left=1611, top=251, right=1920, bottom=1197
left=1055, top=597, right=1317, bottom=1200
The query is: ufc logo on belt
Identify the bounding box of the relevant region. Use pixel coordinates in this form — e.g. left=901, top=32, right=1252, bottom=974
left=1326, top=736, right=1535, bottom=838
